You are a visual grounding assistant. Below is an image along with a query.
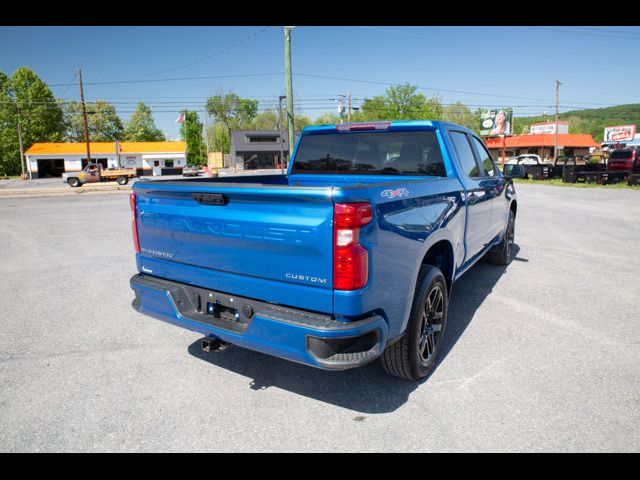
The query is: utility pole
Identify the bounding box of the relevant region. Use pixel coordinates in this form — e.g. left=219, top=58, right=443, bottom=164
left=16, top=107, right=26, bottom=180
left=284, top=26, right=295, bottom=157
left=347, top=91, right=351, bottom=122
left=553, top=80, right=561, bottom=161
left=77, top=68, right=91, bottom=164
left=278, top=95, right=286, bottom=174
left=203, top=110, right=210, bottom=169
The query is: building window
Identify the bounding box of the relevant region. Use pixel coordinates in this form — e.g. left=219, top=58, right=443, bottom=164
left=165, top=160, right=174, bottom=168
left=247, top=136, right=278, bottom=143
left=154, top=160, right=160, bottom=167
left=243, top=153, right=277, bottom=169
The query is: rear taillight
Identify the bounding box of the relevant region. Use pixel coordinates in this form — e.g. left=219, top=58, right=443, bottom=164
left=333, top=202, right=372, bottom=290
left=130, top=193, right=140, bottom=254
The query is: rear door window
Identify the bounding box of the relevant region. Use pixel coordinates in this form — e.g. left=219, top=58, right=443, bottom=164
left=449, top=131, right=481, bottom=178
left=470, top=136, right=497, bottom=177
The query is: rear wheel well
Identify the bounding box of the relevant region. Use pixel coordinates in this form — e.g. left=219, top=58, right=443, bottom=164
left=421, top=240, right=454, bottom=294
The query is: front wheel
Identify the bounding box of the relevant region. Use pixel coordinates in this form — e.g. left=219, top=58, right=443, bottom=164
left=486, top=210, right=515, bottom=265
left=380, top=265, right=448, bottom=381
left=116, top=176, right=129, bottom=185
left=67, top=177, right=81, bottom=188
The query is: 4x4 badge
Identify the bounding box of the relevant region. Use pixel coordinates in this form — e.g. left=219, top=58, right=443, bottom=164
left=381, top=188, right=409, bottom=199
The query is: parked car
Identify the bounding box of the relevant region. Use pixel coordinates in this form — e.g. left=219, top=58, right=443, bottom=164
left=182, top=165, right=200, bottom=177
left=63, top=163, right=136, bottom=187
left=129, top=121, right=518, bottom=381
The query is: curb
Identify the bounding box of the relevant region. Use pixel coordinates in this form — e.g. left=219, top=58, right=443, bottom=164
left=0, top=184, right=132, bottom=198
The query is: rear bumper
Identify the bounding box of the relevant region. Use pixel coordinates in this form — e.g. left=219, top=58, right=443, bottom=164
left=130, top=274, right=388, bottom=370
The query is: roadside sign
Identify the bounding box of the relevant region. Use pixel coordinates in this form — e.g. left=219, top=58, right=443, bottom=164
left=603, top=125, right=636, bottom=143
left=480, top=109, right=513, bottom=136
left=529, top=122, right=569, bottom=135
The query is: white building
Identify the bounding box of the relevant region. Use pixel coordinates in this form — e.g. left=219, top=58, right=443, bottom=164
left=24, top=141, right=186, bottom=178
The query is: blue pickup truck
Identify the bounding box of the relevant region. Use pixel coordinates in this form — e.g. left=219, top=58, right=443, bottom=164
left=129, top=121, right=517, bottom=381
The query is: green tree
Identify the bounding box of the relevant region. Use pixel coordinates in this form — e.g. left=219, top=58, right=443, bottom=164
left=294, top=114, right=312, bottom=131
left=206, top=122, right=230, bottom=154
left=251, top=110, right=279, bottom=130
left=64, top=100, right=124, bottom=142
left=442, top=102, right=478, bottom=131
left=313, top=112, right=342, bottom=125
left=180, top=110, right=206, bottom=165
left=250, top=109, right=310, bottom=132
left=359, top=84, right=441, bottom=121
left=205, top=92, right=258, bottom=154
left=123, top=102, right=165, bottom=141
left=0, top=67, right=65, bottom=176
left=0, top=71, right=14, bottom=175
left=206, top=92, right=258, bottom=131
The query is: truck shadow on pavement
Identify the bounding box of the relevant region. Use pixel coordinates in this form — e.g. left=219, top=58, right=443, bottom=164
left=188, top=245, right=525, bottom=414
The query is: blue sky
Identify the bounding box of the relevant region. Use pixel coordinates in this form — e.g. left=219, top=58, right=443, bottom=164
left=1, top=25, right=639, bottom=139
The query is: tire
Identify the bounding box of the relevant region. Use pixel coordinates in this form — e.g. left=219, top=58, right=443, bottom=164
left=67, top=177, right=81, bottom=188
left=117, top=176, right=128, bottom=185
left=486, top=210, right=515, bottom=266
left=380, top=265, right=448, bottom=381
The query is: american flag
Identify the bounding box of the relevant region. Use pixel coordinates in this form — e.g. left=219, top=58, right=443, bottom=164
left=175, top=113, right=186, bottom=124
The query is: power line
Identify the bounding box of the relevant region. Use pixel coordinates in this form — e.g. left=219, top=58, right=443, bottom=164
left=294, top=73, right=565, bottom=102
left=569, top=26, right=640, bottom=37
left=123, top=27, right=270, bottom=80
left=57, top=72, right=77, bottom=99
left=3, top=100, right=618, bottom=112
left=48, top=72, right=284, bottom=87
left=44, top=69, right=635, bottom=108
left=527, top=26, right=640, bottom=41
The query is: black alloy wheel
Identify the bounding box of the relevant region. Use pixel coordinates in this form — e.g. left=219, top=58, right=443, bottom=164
left=380, top=265, right=448, bottom=381
left=418, top=284, right=445, bottom=365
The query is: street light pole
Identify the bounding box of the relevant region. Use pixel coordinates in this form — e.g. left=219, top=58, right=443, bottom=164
left=284, top=26, right=295, bottom=159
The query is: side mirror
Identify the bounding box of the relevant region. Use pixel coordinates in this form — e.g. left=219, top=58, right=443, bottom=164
left=503, top=164, right=524, bottom=179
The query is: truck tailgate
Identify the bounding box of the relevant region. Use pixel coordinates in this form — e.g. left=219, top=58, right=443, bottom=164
left=133, top=182, right=335, bottom=311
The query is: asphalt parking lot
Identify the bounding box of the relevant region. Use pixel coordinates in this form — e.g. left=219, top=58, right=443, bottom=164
left=1, top=184, right=639, bottom=452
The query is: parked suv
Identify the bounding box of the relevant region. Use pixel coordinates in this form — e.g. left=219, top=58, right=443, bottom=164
left=608, top=148, right=640, bottom=172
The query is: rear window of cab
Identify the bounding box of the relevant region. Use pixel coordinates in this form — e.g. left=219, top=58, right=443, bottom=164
left=291, top=131, right=447, bottom=176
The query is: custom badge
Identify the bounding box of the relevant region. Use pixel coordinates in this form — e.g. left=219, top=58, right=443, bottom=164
left=381, top=188, right=409, bottom=199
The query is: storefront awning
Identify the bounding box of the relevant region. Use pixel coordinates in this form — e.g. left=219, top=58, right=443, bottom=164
left=485, top=134, right=599, bottom=149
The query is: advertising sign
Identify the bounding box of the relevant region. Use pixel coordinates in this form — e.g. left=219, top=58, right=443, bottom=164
left=480, top=109, right=513, bottom=136
left=603, top=125, right=636, bottom=143
left=529, top=122, right=569, bottom=135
